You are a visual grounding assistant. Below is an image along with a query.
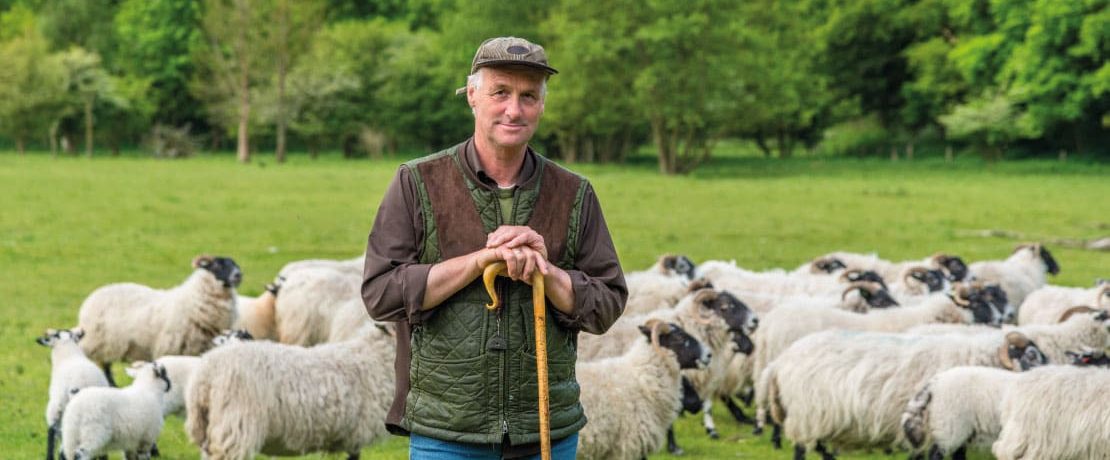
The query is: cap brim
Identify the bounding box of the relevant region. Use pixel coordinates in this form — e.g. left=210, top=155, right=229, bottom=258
left=475, top=60, right=558, bottom=75
left=455, top=86, right=467, bottom=96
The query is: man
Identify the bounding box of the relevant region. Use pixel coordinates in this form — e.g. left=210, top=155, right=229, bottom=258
left=361, top=37, right=627, bottom=459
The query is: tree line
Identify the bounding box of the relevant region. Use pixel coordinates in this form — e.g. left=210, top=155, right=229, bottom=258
left=0, top=0, right=1105, bottom=173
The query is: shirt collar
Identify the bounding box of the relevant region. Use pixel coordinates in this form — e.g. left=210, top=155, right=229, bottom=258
left=463, top=137, right=537, bottom=190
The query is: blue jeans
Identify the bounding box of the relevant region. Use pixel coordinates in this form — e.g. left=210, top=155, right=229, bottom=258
left=410, top=432, right=578, bottom=460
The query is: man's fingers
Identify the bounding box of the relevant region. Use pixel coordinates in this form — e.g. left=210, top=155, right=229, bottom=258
left=521, top=253, right=536, bottom=282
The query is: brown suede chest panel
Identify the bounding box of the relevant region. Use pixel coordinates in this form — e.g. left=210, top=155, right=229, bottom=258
left=416, top=155, right=487, bottom=260
left=528, top=163, right=582, bottom=264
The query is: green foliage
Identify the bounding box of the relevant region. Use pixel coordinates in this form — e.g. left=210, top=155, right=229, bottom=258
left=0, top=20, right=66, bottom=153
left=939, top=91, right=1036, bottom=159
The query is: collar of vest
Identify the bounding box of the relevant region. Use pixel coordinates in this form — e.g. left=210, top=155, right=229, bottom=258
left=457, top=138, right=543, bottom=192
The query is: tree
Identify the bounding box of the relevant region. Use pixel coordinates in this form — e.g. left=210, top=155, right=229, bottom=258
left=0, top=10, right=67, bottom=155
left=194, top=0, right=274, bottom=162
left=939, top=92, right=1036, bottom=160
left=57, top=48, right=113, bottom=157
left=114, top=0, right=206, bottom=128
left=270, top=0, right=324, bottom=163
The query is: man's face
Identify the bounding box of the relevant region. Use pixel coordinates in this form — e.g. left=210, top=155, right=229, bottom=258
left=468, top=67, right=545, bottom=152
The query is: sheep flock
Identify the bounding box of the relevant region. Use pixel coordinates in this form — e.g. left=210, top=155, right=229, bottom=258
left=34, top=243, right=1110, bottom=459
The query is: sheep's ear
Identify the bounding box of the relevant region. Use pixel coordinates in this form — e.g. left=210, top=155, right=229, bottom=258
left=71, top=328, right=85, bottom=341
left=35, top=335, right=50, bottom=346
left=192, top=255, right=213, bottom=269
left=638, top=324, right=652, bottom=340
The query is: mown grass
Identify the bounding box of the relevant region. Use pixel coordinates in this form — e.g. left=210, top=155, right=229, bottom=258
left=1, top=151, right=1106, bottom=459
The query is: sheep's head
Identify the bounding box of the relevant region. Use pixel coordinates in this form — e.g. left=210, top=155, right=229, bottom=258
left=842, top=281, right=899, bottom=309
left=811, top=256, right=847, bottom=274
left=1097, top=283, right=1110, bottom=309
left=35, top=328, right=84, bottom=347
left=931, top=253, right=968, bottom=281
left=904, top=267, right=948, bottom=293
left=661, top=254, right=697, bottom=280
left=691, top=289, right=758, bottom=354
left=128, top=361, right=172, bottom=393
left=193, top=255, right=243, bottom=288
left=840, top=269, right=889, bottom=290
left=949, top=282, right=1002, bottom=327
left=639, top=319, right=709, bottom=370
left=998, top=332, right=1047, bottom=371
left=1057, top=307, right=1110, bottom=346
left=265, top=275, right=286, bottom=295
left=1014, top=243, right=1060, bottom=276
left=680, top=376, right=703, bottom=415
left=1066, top=348, right=1110, bottom=368
left=211, top=329, right=254, bottom=347
left=686, top=278, right=714, bottom=294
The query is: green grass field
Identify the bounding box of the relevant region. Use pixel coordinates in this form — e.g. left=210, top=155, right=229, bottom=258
left=2, top=151, right=1106, bottom=459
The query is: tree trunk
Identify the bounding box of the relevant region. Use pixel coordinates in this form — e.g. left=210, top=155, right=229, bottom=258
left=776, top=128, right=792, bottom=159
left=85, top=97, right=94, bottom=158
left=559, top=132, right=577, bottom=163
left=945, top=145, right=953, bottom=163
left=906, top=141, right=915, bottom=161
left=583, top=137, right=595, bottom=163
left=235, top=0, right=251, bottom=164
left=16, top=137, right=25, bottom=155
left=49, top=122, right=58, bottom=157
left=275, top=0, right=288, bottom=164
left=754, top=133, right=773, bottom=157
left=651, top=117, right=673, bottom=174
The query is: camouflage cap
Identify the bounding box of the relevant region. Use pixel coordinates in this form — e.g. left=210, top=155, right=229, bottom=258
left=455, top=36, right=557, bottom=95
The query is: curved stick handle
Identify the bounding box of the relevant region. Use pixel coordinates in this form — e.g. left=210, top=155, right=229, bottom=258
left=481, top=262, right=550, bottom=460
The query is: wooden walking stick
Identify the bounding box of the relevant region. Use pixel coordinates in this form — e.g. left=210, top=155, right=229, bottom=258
left=483, top=261, right=551, bottom=460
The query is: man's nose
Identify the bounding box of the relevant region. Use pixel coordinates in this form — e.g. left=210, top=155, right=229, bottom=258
left=504, top=95, right=522, bottom=118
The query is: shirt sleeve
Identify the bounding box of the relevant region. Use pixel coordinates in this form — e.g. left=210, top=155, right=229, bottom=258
left=550, top=183, right=627, bottom=334
left=362, top=166, right=435, bottom=325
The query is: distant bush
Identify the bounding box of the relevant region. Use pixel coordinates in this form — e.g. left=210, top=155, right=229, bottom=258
left=816, top=117, right=890, bottom=157
left=145, top=124, right=198, bottom=159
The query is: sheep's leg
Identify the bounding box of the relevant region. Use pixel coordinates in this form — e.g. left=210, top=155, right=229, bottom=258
left=739, top=386, right=754, bottom=406
left=927, top=445, right=943, bottom=460
left=951, top=445, right=966, bottom=460
left=702, top=400, right=719, bottom=439
left=100, top=363, right=117, bottom=387
left=346, top=451, right=360, bottom=460
left=815, top=442, right=836, bottom=460
left=753, top=407, right=766, bottom=435
left=666, top=425, right=684, bottom=455
left=149, top=443, right=159, bottom=457
left=772, top=423, right=783, bottom=449
left=47, top=423, right=58, bottom=460
left=721, top=395, right=754, bottom=424
left=793, top=444, right=806, bottom=460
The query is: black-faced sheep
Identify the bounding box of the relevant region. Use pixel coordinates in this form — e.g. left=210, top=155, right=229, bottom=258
left=77, top=255, right=242, bottom=385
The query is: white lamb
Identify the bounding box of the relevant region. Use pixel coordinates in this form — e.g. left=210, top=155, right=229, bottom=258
left=232, top=276, right=283, bottom=340
left=271, top=266, right=361, bottom=345
left=185, top=323, right=395, bottom=459
left=38, top=328, right=110, bottom=460
left=77, top=255, right=242, bottom=385
left=901, top=366, right=1031, bottom=460
left=968, top=243, right=1060, bottom=308
left=155, top=329, right=253, bottom=418
left=992, top=365, right=1110, bottom=460
left=762, top=329, right=1045, bottom=458
left=576, top=319, right=711, bottom=460
left=1018, top=280, right=1109, bottom=325
left=698, top=260, right=880, bottom=299
left=60, top=361, right=171, bottom=460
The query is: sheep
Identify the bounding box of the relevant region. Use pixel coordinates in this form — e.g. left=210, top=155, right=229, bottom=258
left=271, top=266, right=361, bottom=345
left=911, top=306, right=1110, bottom=365
left=232, top=276, right=284, bottom=340
left=576, top=319, right=711, bottom=460
left=1066, top=347, right=1110, bottom=367
left=647, top=253, right=698, bottom=279
left=185, top=322, right=395, bottom=459
left=60, top=361, right=172, bottom=460
left=621, top=255, right=704, bottom=316
left=800, top=252, right=970, bottom=282
left=37, top=328, right=110, bottom=460
left=762, top=329, right=1045, bottom=458
left=889, top=266, right=950, bottom=297
left=77, top=255, right=242, bottom=385
left=968, top=243, right=1060, bottom=308
left=155, top=329, right=254, bottom=418
left=733, top=281, right=898, bottom=315
left=1017, top=280, right=1110, bottom=325
left=901, top=365, right=1041, bottom=460
left=698, top=260, right=889, bottom=300
left=277, top=254, right=364, bottom=277
left=992, top=365, right=1110, bottom=460
left=750, top=283, right=1002, bottom=437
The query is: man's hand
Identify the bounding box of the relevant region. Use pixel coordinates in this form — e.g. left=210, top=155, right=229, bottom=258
left=475, top=245, right=549, bottom=284
left=486, top=226, right=548, bottom=260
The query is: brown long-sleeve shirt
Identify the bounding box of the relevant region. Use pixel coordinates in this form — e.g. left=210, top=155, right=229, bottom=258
left=361, top=139, right=627, bottom=446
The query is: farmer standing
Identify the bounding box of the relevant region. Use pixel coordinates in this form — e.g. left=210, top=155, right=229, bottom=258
left=361, top=36, right=627, bottom=459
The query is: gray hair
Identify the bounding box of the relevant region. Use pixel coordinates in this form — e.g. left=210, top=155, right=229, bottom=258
left=467, top=67, right=548, bottom=100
